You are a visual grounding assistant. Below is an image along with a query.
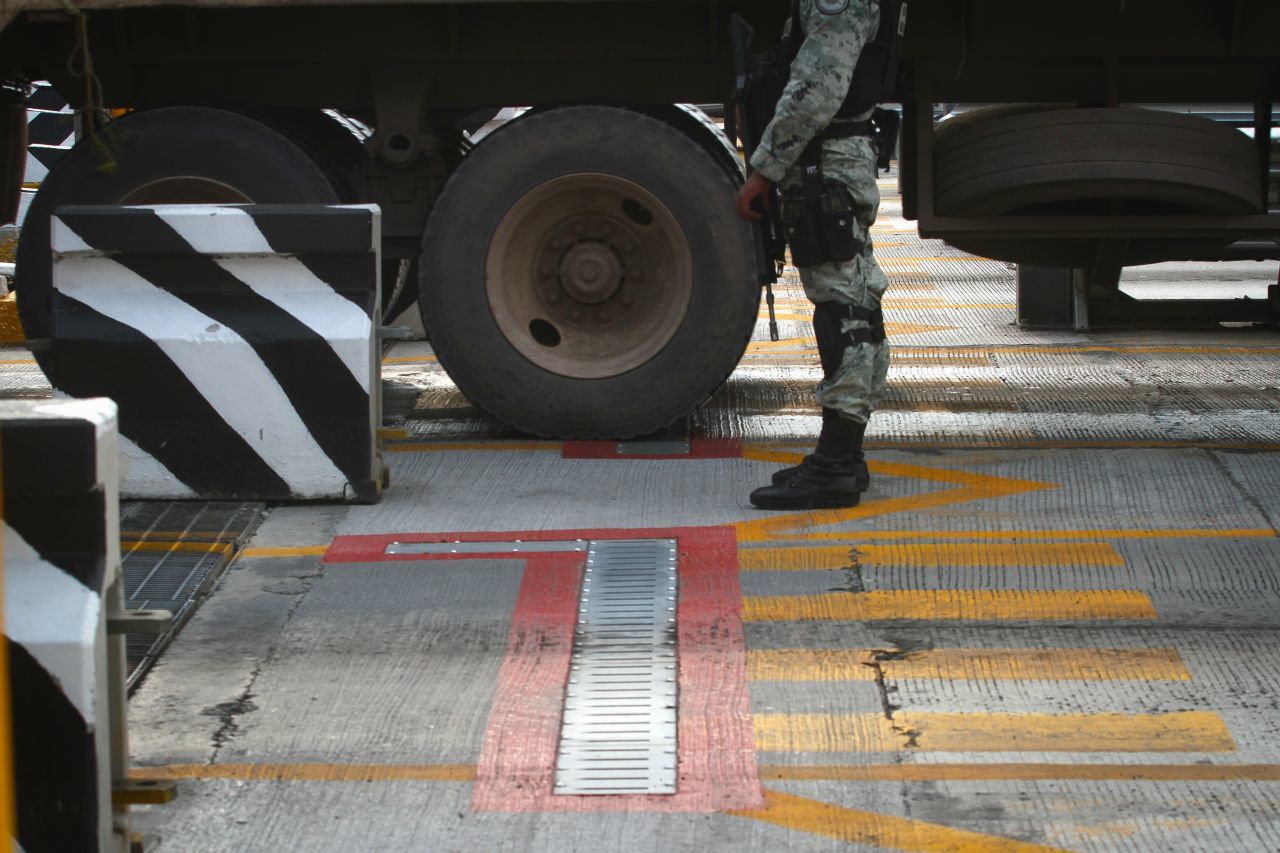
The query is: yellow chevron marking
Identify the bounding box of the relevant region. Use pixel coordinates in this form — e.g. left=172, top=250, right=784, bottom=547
left=735, top=453, right=1057, bottom=543
left=754, top=711, right=1235, bottom=753
left=742, top=590, right=1158, bottom=622
left=730, top=789, right=1065, bottom=852
left=747, top=648, right=1191, bottom=682
left=739, top=542, right=1123, bottom=569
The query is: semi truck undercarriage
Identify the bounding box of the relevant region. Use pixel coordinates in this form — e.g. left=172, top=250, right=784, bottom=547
left=2, top=0, right=1278, bottom=436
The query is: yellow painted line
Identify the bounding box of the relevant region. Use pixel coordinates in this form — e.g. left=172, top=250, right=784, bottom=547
left=741, top=542, right=1123, bottom=569
left=739, top=528, right=1275, bottom=543
left=377, top=427, right=410, bottom=440
left=735, top=452, right=1058, bottom=542
left=239, top=546, right=329, bottom=558
left=896, top=345, right=1280, bottom=356
left=731, top=789, right=1063, bottom=852
left=747, top=648, right=1191, bottom=682
left=887, top=322, right=956, bottom=336
left=755, top=711, right=1235, bottom=753
left=742, top=590, right=1158, bottom=622
left=384, top=441, right=562, bottom=453
left=382, top=355, right=438, bottom=363
left=132, top=763, right=476, bottom=782
left=0, top=359, right=35, bottom=366
left=760, top=764, right=1280, bottom=781
left=120, top=540, right=232, bottom=556
left=740, top=546, right=854, bottom=571
left=879, top=256, right=999, bottom=265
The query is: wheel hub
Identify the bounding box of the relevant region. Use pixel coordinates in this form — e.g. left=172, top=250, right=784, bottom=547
left=557, top=237, right=623, bottom=305
left=486, top=173, right=692, bottom=380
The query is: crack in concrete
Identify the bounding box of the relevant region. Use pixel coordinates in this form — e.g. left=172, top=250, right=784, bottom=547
left=203, top=563, right=323, bottom=763
left=1208, top=448, right=1280, bottom=535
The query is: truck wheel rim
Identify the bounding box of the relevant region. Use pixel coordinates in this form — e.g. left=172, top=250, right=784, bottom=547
left=485, top=173, right=693, bottom=380
left=117, top=176, right=253, bottom=205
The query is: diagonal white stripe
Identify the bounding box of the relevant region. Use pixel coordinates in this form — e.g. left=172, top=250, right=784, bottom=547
left=149, top=206, right=274, bottom=254
left=52, top=256, right=348, bottom=496
left=118, top=434, right=197, bottom=498
left=3, top=522, right=99, bottom=723
left=214, top=256, right=374, bottom=393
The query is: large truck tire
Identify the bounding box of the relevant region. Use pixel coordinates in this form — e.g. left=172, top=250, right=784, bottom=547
left=419, top=105, right=759, bottom=439
left=932, top=106, right=1263, bottom=267
left=16, top=106, right=342, bottom=346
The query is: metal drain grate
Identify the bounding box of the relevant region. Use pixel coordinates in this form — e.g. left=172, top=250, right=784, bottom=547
left=385, top=540, right=588, bottom=555
left=121, top=500, right=264, bottom=689
left=554, top=539, right=678, bottom=795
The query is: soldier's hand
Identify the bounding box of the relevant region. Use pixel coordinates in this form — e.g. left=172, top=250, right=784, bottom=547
left=736, top=171, right=774, bottom=222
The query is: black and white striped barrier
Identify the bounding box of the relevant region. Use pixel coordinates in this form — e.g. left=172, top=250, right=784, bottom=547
left=1, top=398, right=127, bottom=852
left=16, top=83, right=74, bottom=227
left=50, top=204, right=384, bottom=502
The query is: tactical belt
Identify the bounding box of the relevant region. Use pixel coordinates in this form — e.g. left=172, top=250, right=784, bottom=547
left=815, top=120, right=875, bottom=142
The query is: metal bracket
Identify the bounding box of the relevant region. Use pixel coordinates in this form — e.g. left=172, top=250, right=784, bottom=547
left=112, top=778, right=177, bottom=806
left=377, top=326, right=413, bottom=340
left=107, top=609, right=174, bottom=635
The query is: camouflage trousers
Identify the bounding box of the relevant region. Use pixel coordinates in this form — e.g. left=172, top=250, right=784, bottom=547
left=780, top=134, right=890, bottom=425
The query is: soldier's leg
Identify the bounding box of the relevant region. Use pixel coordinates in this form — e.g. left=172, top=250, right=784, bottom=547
left=752, top=140, right=888, bottom=509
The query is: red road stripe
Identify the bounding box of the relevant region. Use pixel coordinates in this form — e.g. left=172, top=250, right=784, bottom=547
left=561, top=439, right=743, bottom=460
left=328, top=527, right=760, bottom=812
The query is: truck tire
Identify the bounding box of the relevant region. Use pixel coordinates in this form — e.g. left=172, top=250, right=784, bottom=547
left=16, top=106, right=343, bottom=344
left=932, top=106, right=1262, bottom=266
left=419, top=105, right=758, bottom=438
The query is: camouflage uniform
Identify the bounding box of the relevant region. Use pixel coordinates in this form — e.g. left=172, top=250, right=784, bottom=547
left=749, top=0, right=890, bottom=426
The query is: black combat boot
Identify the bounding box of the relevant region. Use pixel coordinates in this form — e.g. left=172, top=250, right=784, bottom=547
left=750, top=410, right=868, bottom=510
left=771, top=411, right=870, bottom=488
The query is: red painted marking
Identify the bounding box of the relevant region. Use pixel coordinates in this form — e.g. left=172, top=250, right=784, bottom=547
left=561, top=439, right=743, bottom=460
left=326, top=528, right=760, bottom=812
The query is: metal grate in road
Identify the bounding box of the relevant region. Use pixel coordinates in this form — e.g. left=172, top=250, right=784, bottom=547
left=121, top=500, right=264, bottom=689
left=386, top=539, right=587, bottom=555
left=554, top=539, right=679, bottom=795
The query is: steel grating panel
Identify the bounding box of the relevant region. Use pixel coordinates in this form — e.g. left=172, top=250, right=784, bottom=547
left=554, top=539, right=678, bottom=796
left=121, top=500, right=264, bottom=689
left=614, top=440, right=690, bottom=456
left=386, top=540, right=588, bottom=555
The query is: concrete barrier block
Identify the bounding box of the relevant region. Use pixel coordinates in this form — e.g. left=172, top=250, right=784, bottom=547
left=49, top=204, right=382, bottom=502
left=1, top=398, right=121, bottom=852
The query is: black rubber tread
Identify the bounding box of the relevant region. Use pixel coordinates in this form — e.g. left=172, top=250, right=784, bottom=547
left=419, top=105, right=759, bottom=439
left=637, top=104, right=746, bottom=186
left=16, top=106, right=341, bottom=345
left=932, top=106, right=1263, bottom=266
